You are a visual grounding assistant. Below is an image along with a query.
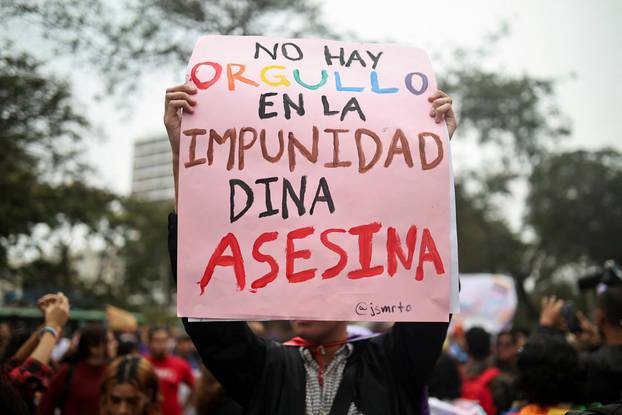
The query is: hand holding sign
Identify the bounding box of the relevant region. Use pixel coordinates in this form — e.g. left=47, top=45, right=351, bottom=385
left=164, top=84, right=197, bottom=150
left=428, top=91, right=457, bottom=138
left=172, top=35, right=458, bottom=321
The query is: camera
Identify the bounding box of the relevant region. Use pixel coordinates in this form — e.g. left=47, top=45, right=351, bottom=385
left=577, top=260, right=622, bottom=291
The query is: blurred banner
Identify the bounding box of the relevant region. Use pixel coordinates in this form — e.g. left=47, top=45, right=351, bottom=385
left=451, top=274, right=517, bottom=334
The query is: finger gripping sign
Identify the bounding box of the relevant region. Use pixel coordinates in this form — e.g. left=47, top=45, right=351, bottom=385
left=178, top=35, right=457, bottom=322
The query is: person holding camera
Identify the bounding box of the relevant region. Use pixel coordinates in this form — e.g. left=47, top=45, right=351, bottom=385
left=581, top=288, right=622, bottom=403
left=538, top=290, right=622, bottom=404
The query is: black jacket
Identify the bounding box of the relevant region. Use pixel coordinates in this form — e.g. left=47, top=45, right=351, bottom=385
left=168, top=213, right=449, bottom=415
left=583, top=344, right=622, bottom=403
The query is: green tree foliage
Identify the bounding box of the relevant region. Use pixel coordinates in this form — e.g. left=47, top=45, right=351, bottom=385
left=527, top=149, right=622, bottom=267
left=454, top=181, right=538, bottom=321
left=109, top=199, right=173, bottom=307
left=0, top=45, right=122, bottom=306
left=3, top=0, right=334, bottom=91
left=455, top=183, right=525, bottom=275
left=443, top=71, right=570, bottom=165
left=438, top=37, right=573, bottom=320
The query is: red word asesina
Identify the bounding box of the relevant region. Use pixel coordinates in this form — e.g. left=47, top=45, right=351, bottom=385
left=197, top=222, right=445, bottom=294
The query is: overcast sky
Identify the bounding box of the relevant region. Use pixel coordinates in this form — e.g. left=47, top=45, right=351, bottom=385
left=70, top=0, right=621, bottom=195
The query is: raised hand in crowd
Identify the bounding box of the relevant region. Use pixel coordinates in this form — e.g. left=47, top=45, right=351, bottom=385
left=538, top=295, right=566, bottom=331
left=10, top=293, right=70, bottom=365
left=2, top=293, right=71, bottom=413
left=32, top=292, right=70, bottom=365
left=37, top=293, right=59, bottom=314
left=538, top=295, right=605, bottom=349
left=43, top=293, right=70, bottom=331
left=576, top=310, right=601, bottom=348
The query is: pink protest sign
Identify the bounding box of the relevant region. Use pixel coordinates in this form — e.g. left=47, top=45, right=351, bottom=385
left=177, top=35, right=455, bottom=321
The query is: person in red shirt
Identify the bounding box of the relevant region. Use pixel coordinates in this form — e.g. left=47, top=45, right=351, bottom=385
left=146, top=327, right=194, bottom=415
left=461, top=327, right=500, bottom=415
left=38, top=324, right=118, bottom=415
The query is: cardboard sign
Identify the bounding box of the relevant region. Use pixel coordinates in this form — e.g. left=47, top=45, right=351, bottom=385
left=177, top=35, right=457, bottom=321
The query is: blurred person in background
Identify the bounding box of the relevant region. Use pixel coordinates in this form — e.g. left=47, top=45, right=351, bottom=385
left=511, top=328, right=530, bottom=350
left=117, top=332, right=141, bottom=357
left=1, top=293, right=70, bottom=412
left=192, top=365, right=242, bottom=415
left=139, top=326, right=151, bottom=355
left=507, top=334, right=586, bottom=415
left=0, top=321, right=12, bottom=358
left=448, top=323, right=468, bottom=364
left=174, top=334, right=200, bottom=373
left=539, top=286, right=622, bottom=404
left=146, top=327, right=195, bottom=415
left=428, top=352, right=486, bottom=415
left=38, top=324, right=117, bottom=415
left=581, top=287, right=622, bottom=403
left=1, top=329, right=30, bottom=366
left=490, top=329, right=520, bottom=412
left=99, top=355, right=161, bottom=415
left=538, top=291, right=622, bottom=404
left=461, top=327, right=500, bottom=415
left=174, top=334, right=199, bottom=415
left=493, top=330, right=518, bottom=376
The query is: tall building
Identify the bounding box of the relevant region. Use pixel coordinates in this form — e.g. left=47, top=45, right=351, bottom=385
left=131, top=135, right=175, bottom=202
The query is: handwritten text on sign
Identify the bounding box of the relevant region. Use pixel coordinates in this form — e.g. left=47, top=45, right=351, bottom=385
left=177, top=36, right=453, bottom=321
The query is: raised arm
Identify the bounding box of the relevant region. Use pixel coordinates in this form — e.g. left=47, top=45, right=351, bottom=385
left=164, top=86, right=267, bottom=406
left=30, top=294, right=69, bottom=366
left=164, top=83, right=196, bottom=209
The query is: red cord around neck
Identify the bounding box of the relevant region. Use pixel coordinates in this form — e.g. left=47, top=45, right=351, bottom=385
left=284, top=337, right=349, bottom=385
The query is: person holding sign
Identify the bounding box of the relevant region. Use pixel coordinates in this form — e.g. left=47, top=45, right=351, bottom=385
left=163, top=47, right=457, bottom=413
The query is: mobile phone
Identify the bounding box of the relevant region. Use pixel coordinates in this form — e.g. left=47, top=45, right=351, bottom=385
left=561, top=302, right=581, bottom=333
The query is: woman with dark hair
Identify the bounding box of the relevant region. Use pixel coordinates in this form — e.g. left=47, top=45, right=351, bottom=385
left=99, top=355, right=161, bottom=415
left=38, top=324, right=117, bottom=415
left=507, top=334, right=586, bottom=415
left=461, top=327, right=500, bottom=415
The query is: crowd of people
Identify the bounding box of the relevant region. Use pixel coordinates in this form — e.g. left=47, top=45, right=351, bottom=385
left=1, top=83, right=620, bottom=415
left=429, top=291, right=622, bottom=415
left=0, top=287, right=620, bottom=415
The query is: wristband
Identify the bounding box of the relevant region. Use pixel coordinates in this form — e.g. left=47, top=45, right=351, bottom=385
left=41, top=326, right=58, bottom=340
